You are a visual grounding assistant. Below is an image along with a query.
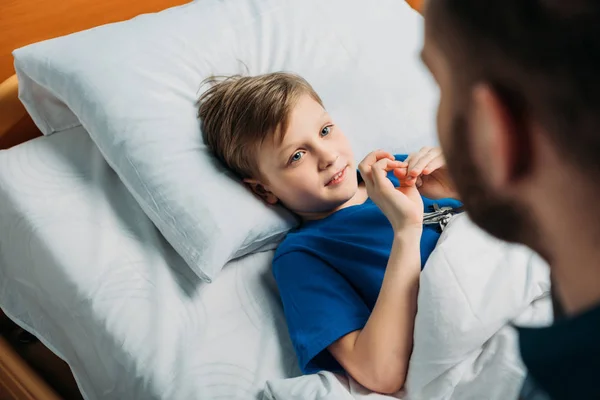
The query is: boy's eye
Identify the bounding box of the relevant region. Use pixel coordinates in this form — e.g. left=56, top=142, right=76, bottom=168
left=290, top=151, right=304, bottom=164
left=321, top=125, right=332, bottom=136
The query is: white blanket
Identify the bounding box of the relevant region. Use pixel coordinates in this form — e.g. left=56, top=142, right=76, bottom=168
left=263, top=214, right=552, bottom=400
left=0, top=130, right=300, bottom=400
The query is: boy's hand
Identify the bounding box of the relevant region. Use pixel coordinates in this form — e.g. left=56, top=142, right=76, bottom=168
left=404, top=147, right=459, bottom=200
left=359, top=151, right=424, bottom=233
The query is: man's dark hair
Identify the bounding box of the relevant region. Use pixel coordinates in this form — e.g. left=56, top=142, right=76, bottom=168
left=428, top=0, right=600, bottom=175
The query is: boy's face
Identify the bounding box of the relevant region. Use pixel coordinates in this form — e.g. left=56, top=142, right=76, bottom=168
left=248, top=94, right=358, bottom=219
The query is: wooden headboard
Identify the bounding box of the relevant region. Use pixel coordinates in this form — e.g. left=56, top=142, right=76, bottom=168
left=0, top=0, right=192, bottom=150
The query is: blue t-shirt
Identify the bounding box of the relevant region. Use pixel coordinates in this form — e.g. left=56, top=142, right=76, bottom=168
left=272, top=155, right=462, bottom=374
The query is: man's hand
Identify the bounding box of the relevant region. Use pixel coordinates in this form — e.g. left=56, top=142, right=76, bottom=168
left=358, top=150, right=424, bottom=232
left=404, top=147, right=459, bottom=200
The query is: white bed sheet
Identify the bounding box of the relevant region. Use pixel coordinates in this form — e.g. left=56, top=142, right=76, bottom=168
left=0, top=128, right=299, bottom=399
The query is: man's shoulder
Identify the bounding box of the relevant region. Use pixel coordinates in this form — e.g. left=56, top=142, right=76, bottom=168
left=518, top=375, right=553, bottom=400
left=517, top=302, right=600, bottom=400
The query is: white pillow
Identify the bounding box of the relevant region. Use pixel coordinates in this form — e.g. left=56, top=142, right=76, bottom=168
left=13, top=0, right=438, bottom=282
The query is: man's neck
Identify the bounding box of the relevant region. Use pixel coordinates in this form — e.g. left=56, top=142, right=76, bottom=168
left=550, top=243, right=600, bottom=316
left=530, top=179, right=600, bottom=316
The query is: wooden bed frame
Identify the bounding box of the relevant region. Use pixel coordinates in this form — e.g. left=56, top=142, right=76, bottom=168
left=0, top=0, right=194, bottom=152
left=0, top=0, right=423, bottom=398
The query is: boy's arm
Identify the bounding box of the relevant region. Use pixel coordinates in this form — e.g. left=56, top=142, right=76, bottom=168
left=328, top=230, right=421, bottom=394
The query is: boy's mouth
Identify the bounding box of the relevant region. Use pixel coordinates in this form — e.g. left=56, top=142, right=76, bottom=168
left=325, top=166, right=348, bottom=187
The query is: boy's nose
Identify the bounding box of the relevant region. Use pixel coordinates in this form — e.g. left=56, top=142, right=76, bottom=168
left=318, top=151, right=339, bottom=171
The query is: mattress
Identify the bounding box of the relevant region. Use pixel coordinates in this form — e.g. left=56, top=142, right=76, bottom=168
left=0, top=128, right=299, bottom=399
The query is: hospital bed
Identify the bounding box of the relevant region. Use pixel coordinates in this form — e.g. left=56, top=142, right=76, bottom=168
left=0, top=0, right=550, bottom=399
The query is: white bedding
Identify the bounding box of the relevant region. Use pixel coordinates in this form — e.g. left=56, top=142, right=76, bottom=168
left=263, top=215, right=553, bottom=400
left=0, top=128, right=554, bottom=400
left=0, top=129, right=299, bottom=399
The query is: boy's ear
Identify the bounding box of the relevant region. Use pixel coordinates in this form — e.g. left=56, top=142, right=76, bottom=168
left=243, top=178, right=279, bottom=205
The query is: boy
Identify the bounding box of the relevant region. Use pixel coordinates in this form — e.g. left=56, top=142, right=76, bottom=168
left=198, top=73, right=461, bottom=394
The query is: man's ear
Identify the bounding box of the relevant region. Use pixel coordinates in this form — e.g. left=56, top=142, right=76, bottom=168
left=471, top=83, right=530, bottom=190
left=243, top=178, right=279, bottom=205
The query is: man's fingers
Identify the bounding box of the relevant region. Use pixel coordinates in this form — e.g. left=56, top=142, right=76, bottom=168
left=400, top=177, right=417, bottom=188
left=405, top=147, right=430, bottom=176
left=409, top=148, right=440, bottom=177
left=393, top=167, right=408, bottom=180
left=422, top=154, right=446, bottom=175
left=394, top=168, right=417, bottom=188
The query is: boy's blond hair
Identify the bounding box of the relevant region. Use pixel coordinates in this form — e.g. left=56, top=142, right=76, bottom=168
left=197, top=72, right=323, bottom=179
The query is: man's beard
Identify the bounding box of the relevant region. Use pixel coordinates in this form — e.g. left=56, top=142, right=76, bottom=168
left=444, top=114, right=536, bottom=246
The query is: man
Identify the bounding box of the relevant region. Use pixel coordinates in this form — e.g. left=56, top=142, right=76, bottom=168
left=419, top=0, right=600, bottom=399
